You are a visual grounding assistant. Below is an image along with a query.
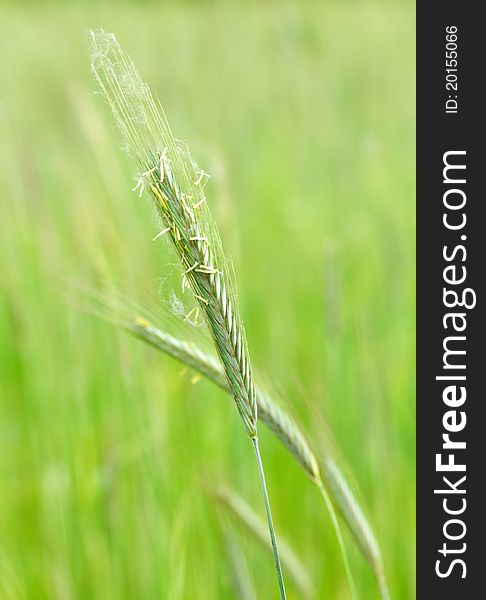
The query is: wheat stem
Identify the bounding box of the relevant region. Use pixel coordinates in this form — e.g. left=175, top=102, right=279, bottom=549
left=324, top=458, right=390, bottom=600
left=316, top=478, right=356, bottom=600
left=252, top=437, right=286, bottom=600
left=377, top=569, right=391, bottom=600
left=214, top=484, right=314, bottom=598
left=212, top=484, right=313, bottom=598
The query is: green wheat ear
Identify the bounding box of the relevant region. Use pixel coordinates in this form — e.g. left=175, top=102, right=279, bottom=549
left=90, top=29, right=285, bottom=598
left=90, top=29, right=256, bottom=439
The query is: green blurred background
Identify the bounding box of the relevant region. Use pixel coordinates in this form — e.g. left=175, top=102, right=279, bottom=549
left=0, top=0, right=415, bottom=598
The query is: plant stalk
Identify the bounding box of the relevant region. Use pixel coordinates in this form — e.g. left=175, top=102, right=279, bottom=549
left=316, top=478, right=356, bottom=600
left=252, top=436, right=287, bottom=600
left=377, top=567, right=391, bottom=600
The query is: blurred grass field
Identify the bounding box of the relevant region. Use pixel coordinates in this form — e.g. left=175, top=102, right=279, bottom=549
left=0, top=1, right=415, bottom=598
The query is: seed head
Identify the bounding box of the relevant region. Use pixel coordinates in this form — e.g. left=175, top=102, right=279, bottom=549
left=90, top=30, right=257, bottom=437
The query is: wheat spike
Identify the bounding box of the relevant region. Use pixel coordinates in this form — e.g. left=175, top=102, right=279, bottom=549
left=90, top=29, right=256, bottom=438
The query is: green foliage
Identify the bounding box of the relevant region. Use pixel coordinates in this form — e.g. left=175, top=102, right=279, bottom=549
left=0, top=1, right=415, bottom=598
